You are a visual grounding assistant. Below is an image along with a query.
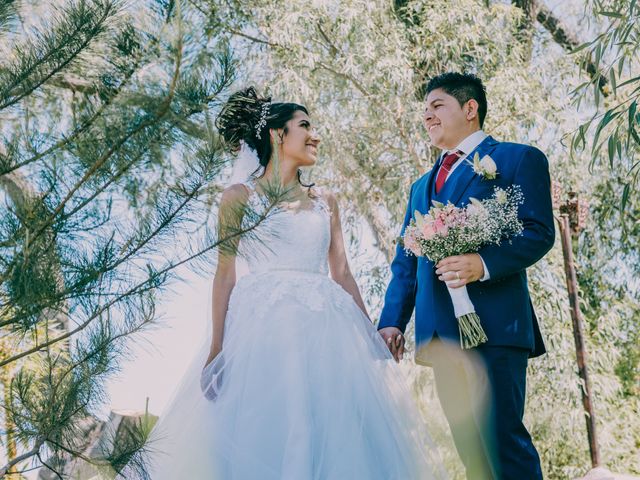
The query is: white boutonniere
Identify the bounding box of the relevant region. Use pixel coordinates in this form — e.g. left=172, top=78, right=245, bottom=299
left=471, top=152, right=498, bottom=180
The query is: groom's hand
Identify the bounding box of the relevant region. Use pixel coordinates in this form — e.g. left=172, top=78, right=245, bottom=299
left=378, top=327, right=405, bottom=362
left=436, top=253, right=485, bottom=288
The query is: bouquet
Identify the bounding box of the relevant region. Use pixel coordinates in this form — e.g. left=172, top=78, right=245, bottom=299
left=402, top=186, right=524, bottom=349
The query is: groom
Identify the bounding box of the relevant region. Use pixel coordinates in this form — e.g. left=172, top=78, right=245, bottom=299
left=378, top=72, right=554, bottom=479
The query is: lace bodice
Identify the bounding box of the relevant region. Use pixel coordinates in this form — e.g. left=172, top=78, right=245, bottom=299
left=237, top=181, right=332, bottom=276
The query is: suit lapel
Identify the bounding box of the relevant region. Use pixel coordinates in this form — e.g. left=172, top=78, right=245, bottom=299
left=447, top=136, right=499, bottom=206
left=425, top=154, right=442, bottom=207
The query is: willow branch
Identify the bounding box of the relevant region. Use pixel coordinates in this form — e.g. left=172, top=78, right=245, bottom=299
left=511, top=0, right=609, bottom=96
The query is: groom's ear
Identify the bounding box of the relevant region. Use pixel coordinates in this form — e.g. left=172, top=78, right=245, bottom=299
left=465, top=99, right=480, bottom=124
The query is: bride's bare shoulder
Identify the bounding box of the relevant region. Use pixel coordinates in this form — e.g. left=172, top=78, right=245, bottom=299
left=220, top=183, right=250, bottom=207
left=311, top=186, right=338, bottom=214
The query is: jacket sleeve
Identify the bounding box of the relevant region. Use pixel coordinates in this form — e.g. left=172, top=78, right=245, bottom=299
left=378, top=183, right=418, bottom=333
left=478, top=146, right=555, bottom=281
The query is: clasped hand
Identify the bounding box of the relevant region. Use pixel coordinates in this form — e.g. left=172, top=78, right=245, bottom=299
left=379, top=254, right=484, bottom=360
left=435, top=253, right=484, bottom=288
left=378, top=327, right=404, bottom=363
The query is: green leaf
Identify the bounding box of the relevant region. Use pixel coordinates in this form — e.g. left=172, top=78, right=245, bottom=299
left=595, top=42, right=603, bottom=70
left=620, top=21, right=635, bottom=44
left=574, top=123, right=588, bottom=151
left=593, top=108, right=620, bottom=151
left=621, top=183, right=630, bottom=212
left=609, top=68, right=617, bottom=96
left=617, top=57, right=626, bottom=76
left=618, top=75, right=640, bottom=88
left=569, top=81, right=591, bottom=96
left=570, top=41, right=595, bottom=54
left=629, top=101, right=637, bottom=132
left=607, top=134, right=616, bottom=167
left=598, top=10, right=624, bottom=18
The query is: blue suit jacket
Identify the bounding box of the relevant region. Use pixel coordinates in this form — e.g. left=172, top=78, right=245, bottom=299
left=378, top=136, right=555, bottom=358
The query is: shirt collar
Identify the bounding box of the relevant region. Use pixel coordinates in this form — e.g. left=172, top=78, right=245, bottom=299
left=447, top=130, right=488, bottom=157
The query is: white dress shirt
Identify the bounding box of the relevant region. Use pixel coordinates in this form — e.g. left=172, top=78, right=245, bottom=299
left=443, top=129, right=488, bottom=179
left=438, top=129, right=491, bottom=281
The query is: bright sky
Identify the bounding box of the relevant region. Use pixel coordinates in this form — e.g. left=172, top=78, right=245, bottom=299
left=104, top=265, right=213, bottom=417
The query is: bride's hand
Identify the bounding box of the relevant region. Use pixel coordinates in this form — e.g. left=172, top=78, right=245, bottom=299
left=205, top=347, right=221, bottom=369
left=201, top=350, right=224, bottom=401
left=378, top=327, right=404, bottom=363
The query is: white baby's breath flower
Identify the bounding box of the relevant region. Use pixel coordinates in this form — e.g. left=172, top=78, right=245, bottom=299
left=467, top=197, right=487, bottom=217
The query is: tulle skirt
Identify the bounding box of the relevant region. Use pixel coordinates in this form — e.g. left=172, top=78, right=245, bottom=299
left=142, top=270, right=445, bottom=479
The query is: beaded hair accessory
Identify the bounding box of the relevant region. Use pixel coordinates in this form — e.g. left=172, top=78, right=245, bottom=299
left=254, top=101, right=270, bottom=139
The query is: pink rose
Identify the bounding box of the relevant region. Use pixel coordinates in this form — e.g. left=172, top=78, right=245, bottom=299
left=421, top=221, right=436, bottom=240
left=433, top=218, right=449, bottom=236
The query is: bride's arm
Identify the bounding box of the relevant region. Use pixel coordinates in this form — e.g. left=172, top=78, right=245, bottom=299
left=325, top=191, right=371, bottom=321
left=206, top=184, right=249, bottom=366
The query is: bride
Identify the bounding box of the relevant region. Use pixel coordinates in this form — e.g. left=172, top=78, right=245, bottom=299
left=139, top=87, right=445, bottom=479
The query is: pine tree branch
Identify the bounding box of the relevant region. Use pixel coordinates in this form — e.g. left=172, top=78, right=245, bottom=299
left=3, top=21, right=186, bottom=263
left=0, top=169, right=70, bottom=332
left=0, top=436, right=45, bottom=477
left=0, top=0, right=19, bottom=34
left=0, top=13, right=211, bottom=178
left=37, top=451, right=64, bottom=480
left=0, top=141, right=215, bottom=330
left=41, top=438, right=98, bottom=466
left=0, top=0, right=118, bottom=110
left=0, top=9, right=188, bottom=324
left=0, top=2, right=238, bottom=476
left=0, top=71, right=135, bottom=177
left=50, top=129, right=174, bottom=232
left=0, top=195, right=283, bottom=367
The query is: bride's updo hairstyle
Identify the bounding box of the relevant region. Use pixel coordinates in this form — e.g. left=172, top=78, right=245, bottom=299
left=216, top=86, right=310, bottom=174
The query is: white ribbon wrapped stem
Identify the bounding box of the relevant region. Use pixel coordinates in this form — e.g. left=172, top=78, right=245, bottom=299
left=445, top=283, right=476, bottom=317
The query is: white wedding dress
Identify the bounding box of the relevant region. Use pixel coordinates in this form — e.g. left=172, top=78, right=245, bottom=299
left=140, top=181, right=445, bottom=480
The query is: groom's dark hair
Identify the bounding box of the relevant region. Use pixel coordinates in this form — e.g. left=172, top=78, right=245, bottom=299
left=426, top=72, right=488, bottom=128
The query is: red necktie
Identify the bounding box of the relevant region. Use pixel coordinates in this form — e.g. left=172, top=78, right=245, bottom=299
left=435, top=150, right=462, bottom=194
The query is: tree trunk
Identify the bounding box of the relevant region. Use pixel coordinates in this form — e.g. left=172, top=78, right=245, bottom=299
left=511, top=0, right=609, bottom=96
